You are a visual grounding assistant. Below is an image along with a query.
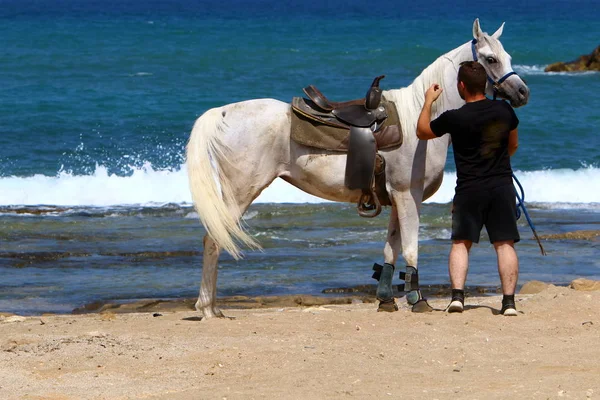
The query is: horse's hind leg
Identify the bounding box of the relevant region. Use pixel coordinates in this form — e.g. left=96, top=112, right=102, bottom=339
left=196, top=234, right=224, bottom=318
left=195, top=198, right=250, bottom=319
left=195, top=172, right=279, bottom=319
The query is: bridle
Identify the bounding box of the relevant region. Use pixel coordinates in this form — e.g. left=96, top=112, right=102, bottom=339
left=471, top=39, right=517, bottom=100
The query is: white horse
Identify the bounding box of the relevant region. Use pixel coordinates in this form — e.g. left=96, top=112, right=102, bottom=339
left=186, top=19, right=530, bottom=318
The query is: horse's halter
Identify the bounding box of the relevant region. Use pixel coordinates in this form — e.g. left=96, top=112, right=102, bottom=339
left=471, top=39, right=517, bottom=100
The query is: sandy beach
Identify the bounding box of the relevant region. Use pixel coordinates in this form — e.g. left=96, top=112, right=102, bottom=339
left=1, top=281, right=599, bottom=400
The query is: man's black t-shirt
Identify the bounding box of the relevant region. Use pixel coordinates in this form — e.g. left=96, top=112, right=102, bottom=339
left=430, top=99, right=519, bottom=193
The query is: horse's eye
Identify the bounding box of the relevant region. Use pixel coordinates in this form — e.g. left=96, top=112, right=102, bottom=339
left=486, top=56, right=497, bottom=64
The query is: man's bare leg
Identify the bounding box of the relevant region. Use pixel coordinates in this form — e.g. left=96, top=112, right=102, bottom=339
left=494, top=240, right=519, bottom=316
left=449, top=240, right=472, bottom=289
left=494, top=240, right=519, bottom=295
left=447, top=240, right=472, bottom=312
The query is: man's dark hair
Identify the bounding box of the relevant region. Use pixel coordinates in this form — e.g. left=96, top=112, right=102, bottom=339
left=458, top=61, right=487, bottom=94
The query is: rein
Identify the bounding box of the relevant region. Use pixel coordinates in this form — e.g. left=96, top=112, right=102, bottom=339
left=471, top=40, right=542, bottom=254
left=512, top=174, right=547, bottom=256
left=471, top=39, right=517, bottom=100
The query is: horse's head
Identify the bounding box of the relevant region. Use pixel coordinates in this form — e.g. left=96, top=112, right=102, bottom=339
left=471, top=19, right=529, bottom=108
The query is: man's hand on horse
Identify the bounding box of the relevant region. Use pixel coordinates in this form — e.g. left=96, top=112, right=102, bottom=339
left=425, top=83, right=443, bottom=104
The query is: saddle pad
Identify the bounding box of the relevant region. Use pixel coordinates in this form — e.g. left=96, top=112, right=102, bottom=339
left=290, top=98, right=402, bottom=152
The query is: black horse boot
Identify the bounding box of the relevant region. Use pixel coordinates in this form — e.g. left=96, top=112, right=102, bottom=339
left=399, top=266, right=433, bottom=313
left=372, top=263, right=398, bottom=312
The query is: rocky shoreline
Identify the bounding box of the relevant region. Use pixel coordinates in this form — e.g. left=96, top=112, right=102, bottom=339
left=545, top=45, right=600, bottom=72
left=2, top=279, right=597, bottom=318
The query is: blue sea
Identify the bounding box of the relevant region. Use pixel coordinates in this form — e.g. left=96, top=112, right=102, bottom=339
left=0, top=0, right=598, bottom=315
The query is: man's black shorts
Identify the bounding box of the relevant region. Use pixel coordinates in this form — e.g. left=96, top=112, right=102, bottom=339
left=451, top=184, right=520, bottom=244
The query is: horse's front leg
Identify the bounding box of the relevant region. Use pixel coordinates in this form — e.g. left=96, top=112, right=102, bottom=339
left=195, top=234, right=226, bottom=319
left=372, top=205, right=401, bottom=311
left=393, top=190, right=433, bottom=313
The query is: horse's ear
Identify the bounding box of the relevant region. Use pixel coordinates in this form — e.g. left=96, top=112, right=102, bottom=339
left=492, top=22, right=505, bottom=39
left=473, top=18, right=483, bottom=39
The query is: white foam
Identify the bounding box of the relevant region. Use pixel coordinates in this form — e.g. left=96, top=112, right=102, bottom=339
left=424, top=167, right=600, bottom=205
left=0, top=163, right=192, bottom=207
left=513, top=64, right=546, bottom=75
left=0, top=164, right=598, bottom=208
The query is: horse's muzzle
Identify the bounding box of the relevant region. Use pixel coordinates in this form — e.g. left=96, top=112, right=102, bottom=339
left=499, top=84, right=529, bottom=108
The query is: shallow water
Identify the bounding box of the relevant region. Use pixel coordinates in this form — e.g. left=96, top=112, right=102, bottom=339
left=1, top=203, right=598, bottom=315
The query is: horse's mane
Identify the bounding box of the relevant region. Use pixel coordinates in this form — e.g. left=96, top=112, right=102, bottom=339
left=383, top=43, right=468, bottom=135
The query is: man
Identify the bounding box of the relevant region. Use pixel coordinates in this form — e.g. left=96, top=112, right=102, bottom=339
left=416, top=61, right=520, bottom=316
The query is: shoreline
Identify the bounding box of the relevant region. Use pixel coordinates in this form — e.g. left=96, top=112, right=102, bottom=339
left=2, top=280, right=596, bottom=318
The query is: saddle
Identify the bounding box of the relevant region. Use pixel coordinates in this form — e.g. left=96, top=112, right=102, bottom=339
left=291, top=76, right=398, bottom=218
left=302, top=75, right=387, bottom=129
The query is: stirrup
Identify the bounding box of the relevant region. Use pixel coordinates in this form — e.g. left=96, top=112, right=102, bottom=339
left=357, top=190, right=381, bottom=218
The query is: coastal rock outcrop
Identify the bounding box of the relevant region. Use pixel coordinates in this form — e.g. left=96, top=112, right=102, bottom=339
left=539, top=229, right=600, bottom=240
left=519, top=280, right=553, bottom=294
left=569, top=278, right=600, bottom=292
left=545, top=45, right=600, bottom=72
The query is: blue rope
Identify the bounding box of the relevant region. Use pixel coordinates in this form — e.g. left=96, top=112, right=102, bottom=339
left=512, top=173, right=547, bottom=255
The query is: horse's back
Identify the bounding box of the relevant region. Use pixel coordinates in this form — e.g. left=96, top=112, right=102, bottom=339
left=218, top=98, right=290, bottom=120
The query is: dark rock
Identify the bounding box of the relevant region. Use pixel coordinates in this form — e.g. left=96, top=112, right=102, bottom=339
left=539, top=230, right=600, bottom=240
left=545, top=45, right=600, bottom=72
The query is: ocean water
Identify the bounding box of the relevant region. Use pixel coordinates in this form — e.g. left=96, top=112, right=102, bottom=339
left=0, top=0, right=598, bottom=315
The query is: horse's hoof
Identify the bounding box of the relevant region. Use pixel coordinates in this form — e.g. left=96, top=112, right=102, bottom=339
left=196, top=306, right=228, bottom=319
left=377, top=299, right=399, bottom=312
left=411, top=299, right=433, bottom=313
left=200, top=313, right=235, bottom=321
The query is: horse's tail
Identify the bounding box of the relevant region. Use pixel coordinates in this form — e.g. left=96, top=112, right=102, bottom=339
left=186, top=107, right=260, bottom=259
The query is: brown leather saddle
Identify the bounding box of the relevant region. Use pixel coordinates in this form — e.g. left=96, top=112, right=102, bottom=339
left=291, top=76, right=396, bottom=218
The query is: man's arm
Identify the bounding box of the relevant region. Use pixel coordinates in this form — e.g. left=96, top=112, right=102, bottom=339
left=508, top=128, right=518, bottom=156
left=416, top=84, right=443, bottom=140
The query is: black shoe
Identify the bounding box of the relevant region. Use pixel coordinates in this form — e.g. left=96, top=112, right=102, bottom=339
left=501, top=295, right=518, bottom=316
left=447, top=289, right=464, bottom=313
left=447, top=299, right=464, bottom=313
left=501, top=302, right=517, bottom=316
